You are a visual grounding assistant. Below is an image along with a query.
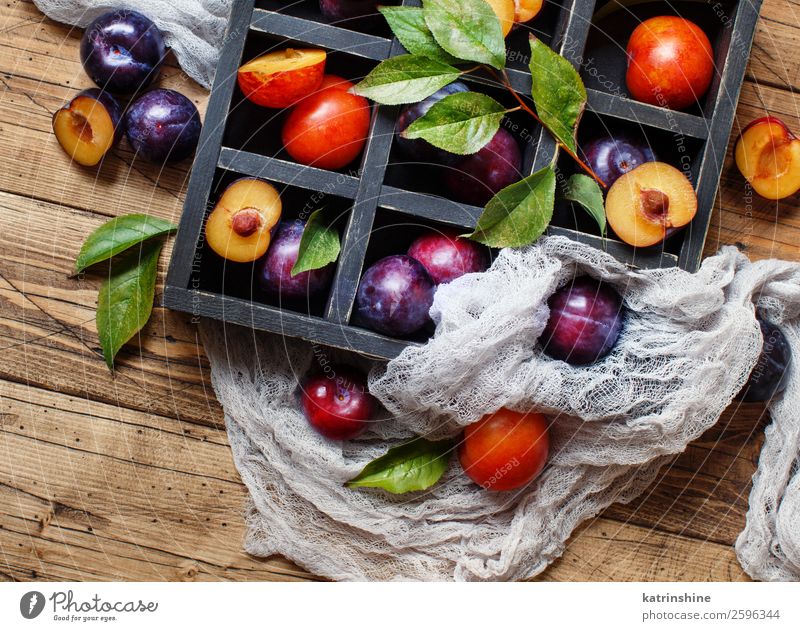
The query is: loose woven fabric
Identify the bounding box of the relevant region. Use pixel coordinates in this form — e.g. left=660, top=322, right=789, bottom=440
left=33, top=0, right=230, bottom=88
left=200, top=236, right=800, bottom=581
left=34, top=0, right=799, bottom=582
left=731, top=260, right=800, bottom=581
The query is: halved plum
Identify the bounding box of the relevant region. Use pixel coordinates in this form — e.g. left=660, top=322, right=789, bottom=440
left=205, top=178, right=282, bottom=263
left=735, top=116, right=800, bottom=200
left=238, top=48, right=326, bottom=109
left=605, top=161, right=697, bottom=247
left=52, top=89, right=122, bottom=167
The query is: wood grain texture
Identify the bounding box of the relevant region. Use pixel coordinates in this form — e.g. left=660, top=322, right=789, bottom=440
left=0, top=0, right=798, bottom=581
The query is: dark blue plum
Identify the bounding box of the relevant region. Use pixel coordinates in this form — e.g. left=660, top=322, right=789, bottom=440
left=445, top=128, right=522, bottom=206
left=258, top=220, right=335, bottom=299
left=80, top=10, right=166, bottom=94
left=539, top=276, right=625, bottom=365
left=355, top=255, right=435, bottom=337
left=737, top=318, right=791, bottom=403
left=581, top=133, right=656, bottom=188
left=397, top=81, right=470, bottom=165
left=320, top=0, right=381, bottom=22
left=125, top=89, right=201, bottom=163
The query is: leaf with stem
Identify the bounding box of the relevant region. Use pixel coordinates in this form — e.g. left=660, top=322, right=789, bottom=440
left=291, top=208, right=341, bottom=276
left=380, top=6, right=459, bottom=64
left=528, top=36, right=586, bottom=156
left=74, top=214, right=176, bottom=274
left=346, top=437, right=455, bottom=494
left=423, top=0, right=506, bottom=69
left=96, top=239, right=162, bottom=371
left=468, top=166, right=556, bottom=247
left=560, top=173, right=607, bottom=236
left=402, top=92, right=508, bottom=155
left=352, top=54, right=462, bottom=105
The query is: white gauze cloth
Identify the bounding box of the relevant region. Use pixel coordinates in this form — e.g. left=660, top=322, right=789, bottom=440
left=200, top=237, right=800, bottom=581
left=33, top=0, right=230, bottom=88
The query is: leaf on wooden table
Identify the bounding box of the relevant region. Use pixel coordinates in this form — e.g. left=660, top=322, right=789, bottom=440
left=96, top=239, right=162, bottom=371
left=75, top=214, right=176, bottom=273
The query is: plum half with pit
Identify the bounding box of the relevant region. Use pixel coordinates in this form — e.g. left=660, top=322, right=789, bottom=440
left=125, top=89, right=201, bottom=163
left=737, top=318, right=791, bottom=403
left=407, top=229, right=489, bottom=285
left=397, top=82, right=470, bottom=165
left=52, top=88, right=123, bottom=166
left=299, top=365, right=376, bottom=440
left=445, top=127, right=522, bottom=206
left=582, top=132, right=657, bottom=188
left=258, top=220, right=335, bottom=299
left=205, top=178, right=282, bottom=263
left=355, top=255, right=435, bottom=337
left=539, top=276, right=624, bottom=365
left=80, top=10, right=166, bottom=94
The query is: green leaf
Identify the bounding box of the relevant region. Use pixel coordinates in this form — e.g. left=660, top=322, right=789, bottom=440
left=560, top=173, right=606, bottom=236
left=75, top=214, right=176, bottom=274
left=380, top=6, right=459, bottom=64
left=468, top=166, right=557, bottom=247
left=352, top=54, right=461, bottom=105
left=528, top=36, right=587, bottom=155
left=346, top=437, right=454, bottom=494
left=423, top=0, right=506, bottom=70
left=96, top=239, right=162, bottom=371
left=402, top=92, right=506, bottom=155
left=291, top=209, right=341, bottom=276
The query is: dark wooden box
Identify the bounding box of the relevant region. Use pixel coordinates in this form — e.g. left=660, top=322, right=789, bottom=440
left=164, top=0, right=762, bottom=359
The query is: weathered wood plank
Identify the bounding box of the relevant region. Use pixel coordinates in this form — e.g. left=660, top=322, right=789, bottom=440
left=0, top=0, right=795, bottom=581
left=0, top=189, right=221, bottom=427
left=0, top=378, right=752, bottom=581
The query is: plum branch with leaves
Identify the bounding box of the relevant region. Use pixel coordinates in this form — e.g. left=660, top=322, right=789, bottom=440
left=352, top=0, right=606, bottom=248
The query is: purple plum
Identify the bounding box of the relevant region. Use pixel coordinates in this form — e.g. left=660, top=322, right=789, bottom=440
left=125, top=89, right=201, bottom=163
left=581, top=133, right=657, bottom=188
left=299, top=365, right=375, bottom=440
left=319, top=0, right=381, bottom=22
left=445, top=127, right=522, bottom=206
left=539, top=276, right=625, bottom=365
left=397, top=81, right=470, bottom=165
left=80, top=10, right=166, bottom=94
left=355, top=255, right=435, bottom=336
left=407, top=228, right=489, bottom=285
left=258, top=220, right=335, bottom=299
left=737, top=318, right=791, bottom=403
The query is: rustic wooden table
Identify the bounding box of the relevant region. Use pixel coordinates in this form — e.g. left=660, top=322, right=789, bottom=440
left=1, top=0, right=798, bottom=582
